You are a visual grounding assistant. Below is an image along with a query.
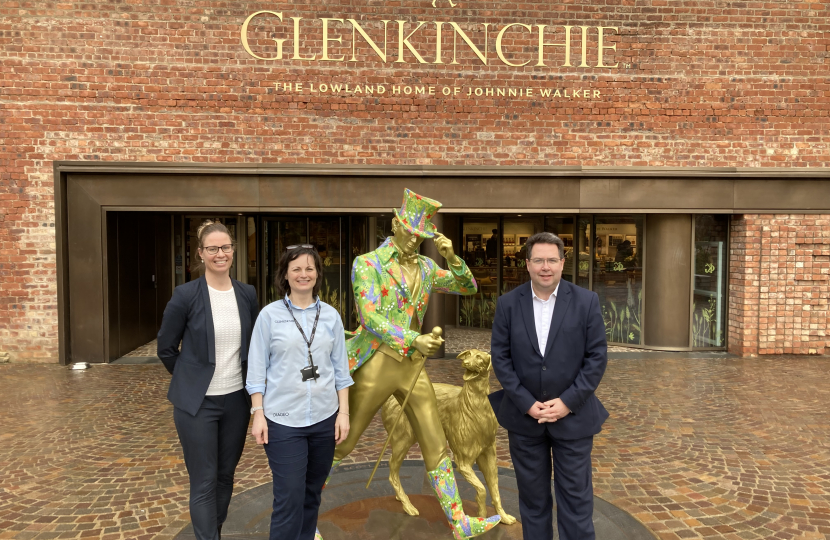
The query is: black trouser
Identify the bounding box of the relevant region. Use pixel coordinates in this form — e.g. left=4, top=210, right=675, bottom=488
left=508, top=431, right=595, bottom=540
left=263, top=413, right=337, bottom=540
left=173, top=389, right=249, bottom=540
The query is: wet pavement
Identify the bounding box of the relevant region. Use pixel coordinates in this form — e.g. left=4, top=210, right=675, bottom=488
left=1, top=355, right=829, bottom=539
left=120, top=328, right=651, bottom=362
left=174, top=462, right=655, bottom=540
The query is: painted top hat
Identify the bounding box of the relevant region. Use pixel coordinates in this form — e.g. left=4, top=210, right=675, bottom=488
left=394, top=188, right=442, bottom=238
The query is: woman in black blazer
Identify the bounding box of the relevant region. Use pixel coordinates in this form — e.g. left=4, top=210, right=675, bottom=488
left=158, top=220, right=259, bottom=540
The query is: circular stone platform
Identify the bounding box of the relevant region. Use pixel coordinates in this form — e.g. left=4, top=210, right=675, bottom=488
left=175, top=461, right=655, bottom=539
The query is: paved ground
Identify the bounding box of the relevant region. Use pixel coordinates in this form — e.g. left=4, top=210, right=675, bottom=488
left=121, top=327, right=648, bottom=360
left=1, top=355, right=829, bottom=539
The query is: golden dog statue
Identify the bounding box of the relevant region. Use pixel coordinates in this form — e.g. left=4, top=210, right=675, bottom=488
left=381, top=349, right=517, bottom=525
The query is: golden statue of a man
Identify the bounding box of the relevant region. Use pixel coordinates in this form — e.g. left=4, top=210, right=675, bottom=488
left=320, top=189, right=501, bottom=539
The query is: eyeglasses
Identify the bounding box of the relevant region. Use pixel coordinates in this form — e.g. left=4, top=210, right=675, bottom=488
left=286, top=244, right=314, bottom=250
left=528, top=257, right=564, bottom=266
left=203, top=244, right=234, bottom=255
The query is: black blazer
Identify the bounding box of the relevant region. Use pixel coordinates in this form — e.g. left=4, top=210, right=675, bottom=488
left=490, top=280, right=609, bottom=439
left=157, top=276, right=259, bottom=416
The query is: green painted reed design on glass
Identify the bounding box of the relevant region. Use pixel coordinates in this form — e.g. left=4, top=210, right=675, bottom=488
left=693, top=297, right=722, bottom=347
left=601, top=289, right=642, bottom=344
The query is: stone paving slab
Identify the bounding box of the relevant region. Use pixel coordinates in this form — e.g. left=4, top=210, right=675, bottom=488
left=1, top=356, right=829, bottom=539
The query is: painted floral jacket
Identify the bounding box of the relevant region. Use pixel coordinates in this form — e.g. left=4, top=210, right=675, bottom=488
left=347, top=238, right=478, bottom=374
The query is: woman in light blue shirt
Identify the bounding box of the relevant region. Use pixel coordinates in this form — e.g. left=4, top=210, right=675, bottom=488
left=246, top=245, right=353, bottom=540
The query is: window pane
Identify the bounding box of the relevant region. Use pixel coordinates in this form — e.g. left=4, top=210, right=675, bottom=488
left=545, top=216, right=576, bottom=283
left=311, top=218, right=344, bottom=321
left=460, top=219, right=499, bottom=329
left=503, top=216, right=544, bottom=294
left=265, top=219, right=307, bottom=303
left=376, top=216, right=393, bottom=247
left=576, top=216, right=591, bottom=290
left=593, top=216, right=644, bottom=345
left=348, top=217, right=368, bottom=331
left=246, top=217, right=257, bottom=296
left=693, top=215, right=728, bottom=348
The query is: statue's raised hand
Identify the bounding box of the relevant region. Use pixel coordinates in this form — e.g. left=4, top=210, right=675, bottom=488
left=433, top=232, right=457, bottom=262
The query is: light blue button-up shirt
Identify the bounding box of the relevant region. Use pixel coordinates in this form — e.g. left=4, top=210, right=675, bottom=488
left=246, top=297, right=354, bottom=428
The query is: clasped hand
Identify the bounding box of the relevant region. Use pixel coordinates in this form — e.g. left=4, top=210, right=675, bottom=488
left=527, top=398, right=570, bottom=423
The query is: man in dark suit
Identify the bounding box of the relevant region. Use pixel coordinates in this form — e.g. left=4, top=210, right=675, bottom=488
left=490, top=231, right=608, bottom=540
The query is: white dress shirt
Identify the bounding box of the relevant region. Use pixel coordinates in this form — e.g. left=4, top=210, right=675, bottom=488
left=531, top=281, right=559, bottom=354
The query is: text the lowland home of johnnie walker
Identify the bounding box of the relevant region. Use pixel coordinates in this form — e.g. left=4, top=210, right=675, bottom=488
left=275, top=82, right=603, bottom=100
left=242, top=12, right=624, bottom=69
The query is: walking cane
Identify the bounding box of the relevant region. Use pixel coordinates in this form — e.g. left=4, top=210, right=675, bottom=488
left=366, top=326, right=443, bottom=489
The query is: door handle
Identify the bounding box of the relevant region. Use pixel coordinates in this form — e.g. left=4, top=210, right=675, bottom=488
left=151, top=274, right=157, bottom=289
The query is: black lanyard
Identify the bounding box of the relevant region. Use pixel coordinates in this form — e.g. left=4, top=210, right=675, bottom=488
left=283, top=297, right=321, bottom=368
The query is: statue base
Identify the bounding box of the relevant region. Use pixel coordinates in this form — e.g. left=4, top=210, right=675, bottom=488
left=175, top=461, right=654, bottom=539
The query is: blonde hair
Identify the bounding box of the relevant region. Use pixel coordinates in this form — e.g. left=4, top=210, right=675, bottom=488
left=196, top=220, right=232, bottom=248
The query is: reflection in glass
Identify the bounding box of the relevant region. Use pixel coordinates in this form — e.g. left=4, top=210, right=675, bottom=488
left=247, top=217, right=257, bottom=296
left=576, top=216, right=591, bottom=290
left=348, top=217, right=369, bottom=330
left=310, top=218, right=344, bottom=321
left=503, top=216, right=543, bottom=294
left=376, top=217, right=393, bottom=248
left=693, top=215, right=728, bottom=348
left=592, top=216, right=644, bottom=345
left=264, top=219, right=307, bottom=303
left=460, top=218, right=499, bottom=328
left=544, top=216, right=575, bottom=283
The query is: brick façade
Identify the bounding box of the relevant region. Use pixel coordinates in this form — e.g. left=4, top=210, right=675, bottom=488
left=1, top=0, right=829, bottom=362
left=729, top=214, right=830, bottom=356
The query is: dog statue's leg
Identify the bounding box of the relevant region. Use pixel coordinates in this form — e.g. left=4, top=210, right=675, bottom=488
left=476, top=446, right=516, bottom=524
left=388, top=435, right=420, bottom=516
left=455, top=462, right=489, bottom=518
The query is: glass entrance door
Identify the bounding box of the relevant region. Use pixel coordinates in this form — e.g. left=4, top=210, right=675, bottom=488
left=692, top=215, right=728, bottom=348
left=310, top=217, right=345, bottom=318
left=593, top=215, right=644, bottom=345
left=263, top=218, right=308, bottom=304
left=261, top=216, right=358, bottom=326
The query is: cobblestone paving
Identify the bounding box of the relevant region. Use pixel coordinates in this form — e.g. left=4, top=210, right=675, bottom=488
left=121, top=341, right=158, bottom=358
left=120, top=329, right=655, bottom=360
left=444, top=326, right=656, bottom=353
left=1, top=357, right=828, bottom=539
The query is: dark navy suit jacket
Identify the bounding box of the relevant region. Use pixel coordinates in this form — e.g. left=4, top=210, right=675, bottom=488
left=157, top=276, right=259, bottom=416
left=490, top=280, right=609, bottom=439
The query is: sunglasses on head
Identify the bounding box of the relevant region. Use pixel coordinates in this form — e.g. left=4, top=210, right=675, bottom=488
left=286, top=244, right=315, bottom=250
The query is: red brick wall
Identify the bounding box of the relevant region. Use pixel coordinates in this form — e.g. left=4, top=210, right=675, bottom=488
left=729, top=214, right=829, bottom=356
left=1, top=1, right=829, bottom=361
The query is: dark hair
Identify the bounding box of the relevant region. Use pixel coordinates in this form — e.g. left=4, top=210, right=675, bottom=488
left=525, top=232, right=565, bottom=259
left=197, top=220, right=233, bottom=249
left=276, top=247, right=323, bottom=299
